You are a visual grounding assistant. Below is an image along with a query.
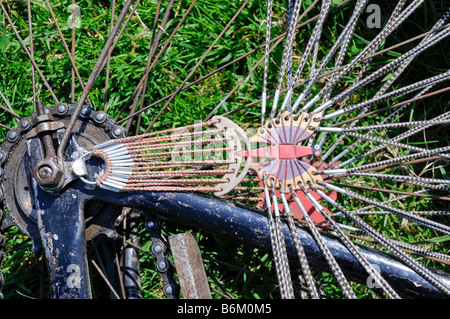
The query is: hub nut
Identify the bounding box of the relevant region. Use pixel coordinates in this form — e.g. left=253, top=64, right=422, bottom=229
left=32, top=158, right=64, bottom=190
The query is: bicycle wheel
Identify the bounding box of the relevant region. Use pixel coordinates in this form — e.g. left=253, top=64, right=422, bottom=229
left=0, top=0, right=449, bottom=299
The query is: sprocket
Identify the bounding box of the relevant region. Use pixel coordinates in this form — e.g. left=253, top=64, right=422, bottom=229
left=0, top=103, right=127, bottom=250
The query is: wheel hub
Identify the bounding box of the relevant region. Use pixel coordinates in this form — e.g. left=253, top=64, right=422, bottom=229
left=240, top=111, right=324, bottom=192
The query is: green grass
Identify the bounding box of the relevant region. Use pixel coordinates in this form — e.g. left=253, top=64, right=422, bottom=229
left=0, top=0, right=449, bottom=299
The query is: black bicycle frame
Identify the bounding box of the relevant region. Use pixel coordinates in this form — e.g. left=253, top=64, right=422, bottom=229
left=29, top=177, right=450, bottom=299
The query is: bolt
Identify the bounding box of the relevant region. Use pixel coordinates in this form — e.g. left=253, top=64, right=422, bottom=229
left=157, top=260, right=168, bottom=272
left=145, top=220, right=157, bottom=232
left=38, top=165, right=53, bottom=180
left=32, top=159, right=64, bottom=190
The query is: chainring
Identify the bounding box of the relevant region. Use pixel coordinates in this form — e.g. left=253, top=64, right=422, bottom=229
left=0, top=103, right=127, bottom=249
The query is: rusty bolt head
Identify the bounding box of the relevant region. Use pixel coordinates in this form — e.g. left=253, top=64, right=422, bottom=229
left=38, top=165, right=53, bottom=179
left=32, top=158, right=64, bottom=190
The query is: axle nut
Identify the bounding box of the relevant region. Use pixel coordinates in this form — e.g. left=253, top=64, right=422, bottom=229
left=32, top=158, right=64, bottom=190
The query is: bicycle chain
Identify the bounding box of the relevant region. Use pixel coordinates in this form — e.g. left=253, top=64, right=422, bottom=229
left=0, top=102, right=127, bottom=298
left=0, top=204, right=4, bottom=299
left=144, top=213, right=180, bottom=299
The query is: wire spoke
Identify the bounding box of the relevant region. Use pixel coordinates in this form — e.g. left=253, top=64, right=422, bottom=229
left=313, top=184, right=450, bottom=296
left=321, top=181, right=450, bottom=235
left=44, top=0, right=94, bottom=108
left=279, top=190, right=320, bottom=299
left=57, top=0, right=137, bottom=162
left=262, top=180, right=294, bottom=299
left=27, top=0, right=36, bottom=110
left=301, top=186, right=400, bottom=298
left=0, top=1, right=59, bottom=104
left=290, top=185, right=357, bottom=299
left=144, top=0, right=251, bottom=133
left=2, top=0, right=450, bottom=300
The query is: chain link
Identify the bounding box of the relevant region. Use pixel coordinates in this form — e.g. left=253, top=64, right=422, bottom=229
left=144, top=213, right=180, bottom=299
left=0, top=204, right=5, bottom=299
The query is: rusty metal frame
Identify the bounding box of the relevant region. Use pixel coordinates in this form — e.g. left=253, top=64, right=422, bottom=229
left=20, top=177, right=450, bottom=299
